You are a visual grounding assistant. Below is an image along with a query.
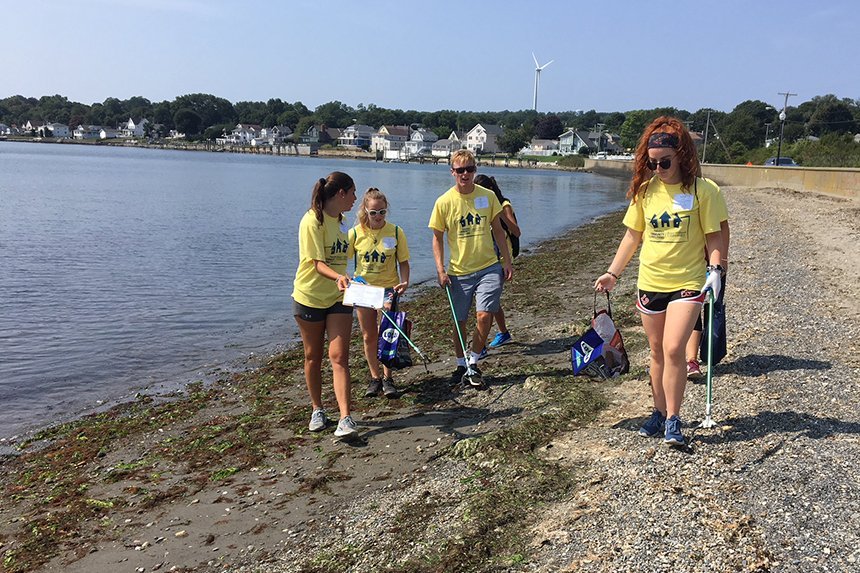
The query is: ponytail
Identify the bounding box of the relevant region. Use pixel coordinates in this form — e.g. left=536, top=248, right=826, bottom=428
left=310, top=172, right=355, bottom=224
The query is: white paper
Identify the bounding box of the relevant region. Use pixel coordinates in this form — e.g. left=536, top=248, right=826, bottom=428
left=342, top=282, right=385, bottom=308
left=474, top=196, right=489, bottom=209
left=382, top=237, right=396, bottom=249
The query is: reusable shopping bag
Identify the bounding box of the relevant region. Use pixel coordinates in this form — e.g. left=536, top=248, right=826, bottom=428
left=378, top=297, right=413, bottom=370
left=700, top=276, right=727, bottom=366
left=571, top=292, right=630, bottom=379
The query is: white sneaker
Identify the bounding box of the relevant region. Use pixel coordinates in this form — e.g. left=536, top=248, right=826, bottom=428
left=308, top=408, right=328, bottom=432
left=333, top=415, right=358, bottom=437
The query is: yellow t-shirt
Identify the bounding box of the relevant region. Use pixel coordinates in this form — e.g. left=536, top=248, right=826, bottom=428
left=347, top=221, right=410, bottom=288
left=292, top=210, right=349, bottom=308
left=623, top=177, right=723, bottom=291
left=499, top=199, right=515, bottom=258
left=428, top=184, right=502, bottom=275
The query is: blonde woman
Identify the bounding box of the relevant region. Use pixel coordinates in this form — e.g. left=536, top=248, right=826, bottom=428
left=348, top=188, right=410, bottom=398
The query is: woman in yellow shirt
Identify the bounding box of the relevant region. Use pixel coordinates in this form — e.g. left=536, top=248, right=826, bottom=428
left=348, top=188, right=410, bottom=398
left=292, top=172, right=358, bottom=438
left=594, top=117, right=724, bottom=447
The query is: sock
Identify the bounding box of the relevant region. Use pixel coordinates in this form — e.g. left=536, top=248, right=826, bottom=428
left=469, top=351, right=481, bottom=365
left=457, top=357, right=467, bottom=367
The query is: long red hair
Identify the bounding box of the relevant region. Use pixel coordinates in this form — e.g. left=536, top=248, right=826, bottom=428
left=628, top=116, right=701, bottom=201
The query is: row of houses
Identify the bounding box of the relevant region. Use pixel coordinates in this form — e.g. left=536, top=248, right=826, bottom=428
left=0, top=118, right=185, bottom=140
left=1, top=117, right=630, bottom=157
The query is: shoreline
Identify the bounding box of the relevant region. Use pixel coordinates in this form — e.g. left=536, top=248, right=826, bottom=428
left=4, top=185, right=857, bottom=572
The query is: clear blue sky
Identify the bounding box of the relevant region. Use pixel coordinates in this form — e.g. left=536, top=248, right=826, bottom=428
left=2, top=0, right=858, bottom=114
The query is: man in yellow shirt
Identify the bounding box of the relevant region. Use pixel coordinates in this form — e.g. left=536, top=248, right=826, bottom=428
left=429, top=149, right=513, bottom=386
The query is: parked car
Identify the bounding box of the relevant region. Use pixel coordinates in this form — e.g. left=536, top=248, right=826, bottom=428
left=764, top=157, right=798, bottom=166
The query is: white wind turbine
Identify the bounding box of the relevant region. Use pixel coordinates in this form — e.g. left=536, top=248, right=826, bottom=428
left=532, top=53, right=554, bottom=111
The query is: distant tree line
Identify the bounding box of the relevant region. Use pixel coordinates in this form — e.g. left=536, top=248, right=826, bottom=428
left=2, top=93, right=859, bottom=166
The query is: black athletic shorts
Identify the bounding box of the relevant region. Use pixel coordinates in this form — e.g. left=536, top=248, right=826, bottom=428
left=293, top=299, right=353, bottom=322
left=637, top=288, right=706, bottom=315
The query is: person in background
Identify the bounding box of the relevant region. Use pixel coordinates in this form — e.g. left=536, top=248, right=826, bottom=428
left=429, top=149, right=513, bottom=387
left=473, top=174, right=520, bottom=353
left=686, top=190, right=729, bottom=379
left=348, top=187, right=411, bottom=398
left=292, top=172, right=359, bottom=438
left=593, top=117, right=724, bottom=447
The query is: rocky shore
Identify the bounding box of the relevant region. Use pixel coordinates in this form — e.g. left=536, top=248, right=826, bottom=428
left=1, top=185, right=858, bottom=573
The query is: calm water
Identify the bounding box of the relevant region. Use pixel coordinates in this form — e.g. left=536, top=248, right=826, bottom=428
left=0, top=141, right=628, bottom=439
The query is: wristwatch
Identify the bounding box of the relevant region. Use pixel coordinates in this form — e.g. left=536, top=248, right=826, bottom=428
left=706, top=264, right=725, bottom=276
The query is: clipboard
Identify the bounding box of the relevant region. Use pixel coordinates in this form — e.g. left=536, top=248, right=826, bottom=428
left=342, top=282, right=385, bottom=309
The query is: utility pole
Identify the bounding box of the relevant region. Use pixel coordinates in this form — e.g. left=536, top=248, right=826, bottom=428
left=775, top=91, right=797, bottom=166
left=701, top=110, right=711, bottom=163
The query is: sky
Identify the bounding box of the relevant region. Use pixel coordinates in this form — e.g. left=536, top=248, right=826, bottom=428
left=2, top=0, right=859, bottom=114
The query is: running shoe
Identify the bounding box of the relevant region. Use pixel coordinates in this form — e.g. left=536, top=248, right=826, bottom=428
left=465, top=364, right=485, bottom=388
left=664, top=415, right=685, bottom=446
left=365, top=377, right=382, bottom=397
left=451, top=365, right=467, bottom=385
left=308, top=408, right=329, bottom=432
left=638, top=409, right=666, bottom=437
left=477, top=347, right=489, bottom=361
left=382, top=377, right=398, bottom=398
left=334, top=415, right=358, bottom=438
left=686, top=360, right=703, bottom=381
left=488, top=331, right=512, bottom=348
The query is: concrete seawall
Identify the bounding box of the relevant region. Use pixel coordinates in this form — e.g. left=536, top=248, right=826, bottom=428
left=584, top=158, right=860, bottom=198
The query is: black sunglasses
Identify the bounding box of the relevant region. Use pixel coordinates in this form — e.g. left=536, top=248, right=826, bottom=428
left=646, top=158, right=672, bottom=170
left=366, top=208, right=387, bottom=216
left=453, top=165, right=477, bottom=174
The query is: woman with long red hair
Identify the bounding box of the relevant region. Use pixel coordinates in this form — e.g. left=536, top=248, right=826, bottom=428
left=594, top=117, right=724, bottom=446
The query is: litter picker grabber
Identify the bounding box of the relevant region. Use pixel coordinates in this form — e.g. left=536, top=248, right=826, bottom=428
left=379, top=307, right=431, bottom=373
left=699, top=289, right=717, bottom=429
left=444, top=284, right=485, bottom=388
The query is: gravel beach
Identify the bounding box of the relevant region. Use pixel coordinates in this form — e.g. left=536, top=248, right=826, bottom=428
left=1, top=184, right=858, bottom=573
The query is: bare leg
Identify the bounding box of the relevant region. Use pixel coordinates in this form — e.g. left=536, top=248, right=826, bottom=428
left=686, top=329, right=701, bottom=363
left=661, top=303, right=701, bottom=418
left=326, top=312, right=353, bottom=419
left=640, top=312, right=667, bottom=415
left=295, top=317, right=326, bottom=410
left=472, top=311, right=493, bottom=355
left=494, top=308, right=507, bottom=334
left=355, top=306, right=382, bottom=379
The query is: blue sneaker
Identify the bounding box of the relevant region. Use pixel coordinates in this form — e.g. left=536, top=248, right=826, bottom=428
left=664, top=415, right=685, bottom=446
left=488, top=331, right=512, bottom=348
left=638, top=410, right=666, bottom=437
left=478, top=347, right=489, bottom=361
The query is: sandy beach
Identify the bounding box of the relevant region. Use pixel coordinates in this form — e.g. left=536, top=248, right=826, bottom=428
left=1, top=184, right=858, bottom=573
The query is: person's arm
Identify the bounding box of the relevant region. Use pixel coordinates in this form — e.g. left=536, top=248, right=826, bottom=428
left=594, top=228, right=642, bottom=292
left=501, top=205, right=521, bottom=237
left=720, top=220, right=730, bottom=273
left=432, top=229, right=449, bottom=287
left=312, top=260, right=350, bottom=291
left=491, top=216, right=513, bottom=281
left=395, top=260, right=410, bottom=294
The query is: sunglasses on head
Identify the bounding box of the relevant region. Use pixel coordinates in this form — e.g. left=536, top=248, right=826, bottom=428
left=453, top=165, right=477, bottom=174
left=366, top=208, right=387, bottom=216
left=646, top=158, right=672, bottom=170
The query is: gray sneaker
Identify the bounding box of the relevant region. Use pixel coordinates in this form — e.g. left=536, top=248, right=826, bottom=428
left=365, top=377, right=382, bottom=397
left=334, top=415, right=358, bottom=438
left=308, top=408, right=329, bottom=432
left=382, top=377, right=398, bottom=398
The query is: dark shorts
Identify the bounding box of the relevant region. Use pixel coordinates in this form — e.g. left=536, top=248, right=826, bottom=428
left=293, top=299, right=353, bottom=322
left=637, top=288, right=706, bottom=315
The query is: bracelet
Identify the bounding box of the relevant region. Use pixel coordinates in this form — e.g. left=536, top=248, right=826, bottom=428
left=606, top=270, right=620, bottom=280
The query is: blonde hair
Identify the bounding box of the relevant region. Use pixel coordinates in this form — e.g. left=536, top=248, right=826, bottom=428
left=357, top=187, right=389, bottom=228
left=450, top=149, right=476, bottom=166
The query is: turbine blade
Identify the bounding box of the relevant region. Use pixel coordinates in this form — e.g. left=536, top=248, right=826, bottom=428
left=532, top=52, right=540, bottom=68
left=540, top=59, right=555, bottom=70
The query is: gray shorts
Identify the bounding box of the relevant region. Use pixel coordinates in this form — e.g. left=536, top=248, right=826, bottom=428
left=448, top=263, right=503, bottom=321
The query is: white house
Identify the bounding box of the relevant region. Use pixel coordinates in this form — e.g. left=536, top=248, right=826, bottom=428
left=41, top=123, right=70, bottom=138
left=337, top=124, right=376, bottom=148
left=432, top=138, right=460, bottom=157
left=402, top=128, right=439, bottom=157
left=464, top=123, right=503, bottom=154
left=119, top=118, right=149, bottom=138
left=372, top=125, right=410, bottom=154
left=100, top=128, right=119, bottom=139
left=219, top=123, right=262, bottom=145
left=74, top=124, right=102, bottom=140
left=526, top=138, right=560, bottom=156
left=0, top=123, right=8, bottom=135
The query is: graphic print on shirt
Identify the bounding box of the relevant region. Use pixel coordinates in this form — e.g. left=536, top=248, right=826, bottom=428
left=357, top=247, right=393, bottom=277
left=457, top=211, right=485, bottom=238
left=330, top=238, right=348, bottom=255
left=647, top=210, right=691, bottom=243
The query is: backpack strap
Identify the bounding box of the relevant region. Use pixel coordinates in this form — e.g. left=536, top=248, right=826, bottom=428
left=351, top=228, right=358, bottom=269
